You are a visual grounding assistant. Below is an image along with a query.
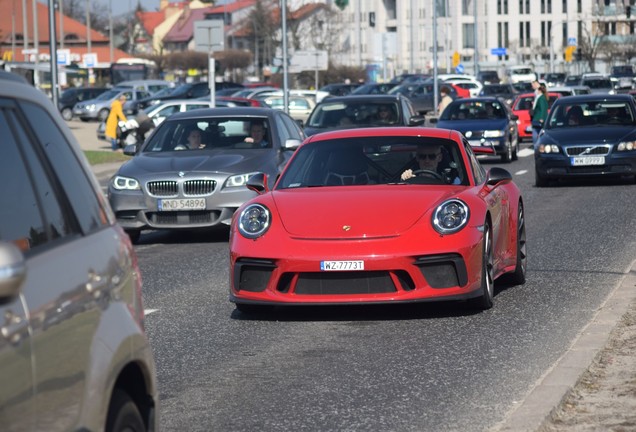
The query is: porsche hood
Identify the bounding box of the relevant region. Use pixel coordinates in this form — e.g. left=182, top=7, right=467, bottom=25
left=272, top=187, right=460, bottom=239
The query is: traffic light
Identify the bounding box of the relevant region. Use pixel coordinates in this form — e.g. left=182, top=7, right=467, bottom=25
left=565, top=46, right=574, bottom=63
left=452, top=52, right=460, bottom=68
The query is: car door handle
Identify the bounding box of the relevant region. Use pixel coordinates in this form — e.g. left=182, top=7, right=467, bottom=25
left=1, top=310, right=29, bottom=346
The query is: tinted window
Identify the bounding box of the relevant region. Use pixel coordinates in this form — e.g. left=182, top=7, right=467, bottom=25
left=19, top=101, right=108, bottom=234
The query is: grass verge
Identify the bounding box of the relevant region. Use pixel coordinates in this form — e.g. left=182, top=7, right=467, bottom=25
left=84, top=150, right=131, bottom=165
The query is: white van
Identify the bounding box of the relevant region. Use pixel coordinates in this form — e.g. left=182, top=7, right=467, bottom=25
left=505, top=66, right=537, bottom=84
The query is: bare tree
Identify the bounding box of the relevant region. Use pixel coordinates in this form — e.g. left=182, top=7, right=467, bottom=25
left=577, top=18, right=612, bottom=72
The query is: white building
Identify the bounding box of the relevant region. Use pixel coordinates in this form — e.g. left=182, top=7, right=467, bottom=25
left=327, top=0, right=635, bottom=79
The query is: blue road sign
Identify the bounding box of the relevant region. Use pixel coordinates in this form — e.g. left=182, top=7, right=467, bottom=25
left=567, top=37, right=577, bottom=46
left=455, top=64, right=465, bottom=74
left=490, top=47, right=507, bottom=56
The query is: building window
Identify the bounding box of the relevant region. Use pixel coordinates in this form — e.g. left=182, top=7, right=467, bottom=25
left=541, top=21, right=552, bottom=46
left=577, top=0, right=582, bottom=13
left=463, top=0, right=472, bottom=15
left=463, top=23, right=475, bottom=48
left=519, top=21, right=531, bottom=47
left=563, top=0, right=567, bottom=13
left=562, top=23, right=568, bottom=46
left=497, top=0, right=508, bottom=13
left=437, top=0, right=447, bottom=17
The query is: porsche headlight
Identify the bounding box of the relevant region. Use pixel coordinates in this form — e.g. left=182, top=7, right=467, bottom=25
left=112, top=175, right=140, bottom=190
left=538, top=144, right=560, bottom=154
left=617, top=141, right=635, bottom=151
left=225, top=172, right=259, bottom=188
left=238, top=204, right=270, bottom=239
left=483, top=130, right=504, bottom=138
left=432, top=199, right=469, bottom=234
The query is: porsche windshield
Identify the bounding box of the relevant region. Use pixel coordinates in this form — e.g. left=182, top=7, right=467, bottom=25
left=277, top=136, right=468, bottom=188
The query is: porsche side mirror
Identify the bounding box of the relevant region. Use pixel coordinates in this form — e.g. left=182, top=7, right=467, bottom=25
left=486, top=167, right=513, bottom=186
left=246, top=173, right=268, bottom=194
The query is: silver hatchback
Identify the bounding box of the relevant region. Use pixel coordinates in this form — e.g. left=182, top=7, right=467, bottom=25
left=0, top=71, right=158, bottom=431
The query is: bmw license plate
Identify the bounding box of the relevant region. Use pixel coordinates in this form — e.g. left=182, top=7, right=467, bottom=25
left=320, top=261, right=364, bottom=271
left=158, top=198, right=206, bottom=211
left=570, top=156, right=605, bottom=166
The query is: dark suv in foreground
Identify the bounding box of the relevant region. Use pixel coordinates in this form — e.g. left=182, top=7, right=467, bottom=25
left=0, top=71, right=158, bottom=431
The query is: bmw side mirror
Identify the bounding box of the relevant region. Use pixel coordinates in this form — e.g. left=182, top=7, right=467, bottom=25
left=486, top=167, right=513, bottom=186
left=123, top=144, right=137, bottom=156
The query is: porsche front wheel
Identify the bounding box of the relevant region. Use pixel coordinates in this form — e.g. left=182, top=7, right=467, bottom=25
left=471, top=222, right=494, bottom=310
left=507, top=203, right=527, bottom=285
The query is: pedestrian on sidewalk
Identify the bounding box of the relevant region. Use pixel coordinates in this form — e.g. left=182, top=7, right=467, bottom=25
left=105, top=95, right=127, bottom=152
left=531, top=81, right=548, bottom=145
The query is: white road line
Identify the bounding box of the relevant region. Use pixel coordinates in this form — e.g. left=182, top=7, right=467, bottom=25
left=517, top=148, right=534, bottom=158
left=515, top=170, right=528, bottom=176
left=145, top=309, right=159, bottom=316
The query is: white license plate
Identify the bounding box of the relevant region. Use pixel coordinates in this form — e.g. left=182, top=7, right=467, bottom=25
left=525, top=125, right=533, bottom=133
left=570, top=156, right=605, bottom=166
left=468, top=140, right=482, bottom=147
left=158, top=198, right=206, bottom=211
left=320, top=260, right=364, bottom=271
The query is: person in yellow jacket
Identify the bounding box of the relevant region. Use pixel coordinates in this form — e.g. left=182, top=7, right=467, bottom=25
left=105, top=95, right=128, bottom=151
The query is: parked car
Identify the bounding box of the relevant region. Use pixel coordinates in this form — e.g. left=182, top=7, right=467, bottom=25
left=98, top=98, right=218, bottom=141
left=108, top=107, right=305, bottom=243
left=444, top=77, right=484, bottom=97
left=0, top=70, right=158, bottom=431
left=127, top=81, right=213, bottom=114
left=388, top=81, right=460, bottom=114
left=548, top=86, right=592, bottom=97
left=581, top=74, right=615, bottom=94
left=504, top=65, right=537, bottom=84
left=564, top=74, right=582, bottom=86
left=116, top=79, right=173, bottom=95
left=58, top=86, right=108, bottom=120
left=511, top=91, right=561, bottom=141
left=479, top=83, right=517, bottom=105
left=350, top=83, right=396, bottom=95
left=319, top=82, right=362, bottom=96
left=230, top=86, right=280, bottom=100
left=610, top=65, right=635, bottom=90
left=73, top=86, right=152, bottom=121
left=303, top=94, right=425, bottom=136
left=229, top=126, right=526, bottom=313
left=534, top=94, right=636, bottom=186
left=432, top=96, right=520, bottom=162
left=476, top=70, right=501, bottom=84
left=261, top=94, right=316, bottom=125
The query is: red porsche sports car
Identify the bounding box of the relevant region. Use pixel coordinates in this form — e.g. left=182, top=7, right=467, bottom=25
left=511, top=92, right=560, bottom=141
left=229, top=127, right=526, bottom=312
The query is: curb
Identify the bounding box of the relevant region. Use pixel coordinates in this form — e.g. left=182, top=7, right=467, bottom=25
left=491, top=259, right=636, bottom=431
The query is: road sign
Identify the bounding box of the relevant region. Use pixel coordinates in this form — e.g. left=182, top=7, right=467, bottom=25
left=57, top=49, right=70, bottom=65
left=452, top=51, right=460, bottom=68
left=82, top=53, right=97, bottom=68
left=194, top=20, right=224, bottom=53
left=455, top=64, right=465, bottom=74
left=490, top=47, right=507, bottom=56
left=289, top=50, right=328, bottom=73
left=567, top=37, right=577, bottom=46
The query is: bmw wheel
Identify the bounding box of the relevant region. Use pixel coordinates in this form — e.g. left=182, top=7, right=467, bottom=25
left=106, top=389, right=145, bottom=432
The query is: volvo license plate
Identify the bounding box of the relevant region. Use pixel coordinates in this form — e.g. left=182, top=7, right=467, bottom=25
left=158, top=198, right=206, bottom=211
left=570, top=156, right=605, bottom=166
left=320, top=260, right=364, bottom=271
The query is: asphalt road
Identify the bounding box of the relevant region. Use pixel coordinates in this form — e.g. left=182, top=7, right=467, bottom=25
left=69, top=119, right=636, bottom=431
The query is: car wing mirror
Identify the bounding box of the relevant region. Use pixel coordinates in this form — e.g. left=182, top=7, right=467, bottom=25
left=408, top=115, right=426, bottom=126
left=246, top=173, right=268, bottom=194
left=283, top=138, right=302, bottom=150
left=486, top=167, right=513, bottom=186
left=428, top=117, right=438, bottom=124
left=123, top=144, right=137, bottom=156
left=510, top=114, right=519, bottom=121
left=295, top=119, right=304, bottom=128
left=0, top=241, right=26, bottom=302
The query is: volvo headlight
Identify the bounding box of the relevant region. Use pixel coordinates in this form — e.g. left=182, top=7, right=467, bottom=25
left=238, top=204, right=270, bottom=239
left=112, top=175, right=140, bottom=190
left=538, top=144, right=560, bottom=154
left=617, top=141, right=635, bottom=151
left=483, top=130, right=504, bottom=138
left=86, top=104, right=96, bottom=111
left=432, top=199, right=469, bottom=234
left=225, top=172, right=259, bottom=188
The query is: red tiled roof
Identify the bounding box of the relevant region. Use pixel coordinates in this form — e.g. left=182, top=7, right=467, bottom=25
left=207, top=0, right=256, bottom=14
left=137, top=11, right=165, bottom=37
left=0, top=0, right=109, bottom=45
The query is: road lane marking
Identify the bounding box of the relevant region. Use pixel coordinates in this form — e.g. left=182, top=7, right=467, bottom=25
left=145, top=309, right=159, bottom=316
left=518, top=148, right=534, bottom=158
left=515, top=170, right=528, bottom=176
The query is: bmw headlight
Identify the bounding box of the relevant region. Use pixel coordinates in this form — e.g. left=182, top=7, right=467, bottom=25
left=483, top=130, right=504, bottom=138
left=617, top=141, right=635, bottom=151
left=112, top=175, right=140, bottom=190
left=538, top=144, right=560, bottom=154
left=238, top=204, right=270, bottom=239
left=224, top=172, right=259, bottom=188
left=432, top=199, right=469, bottom=234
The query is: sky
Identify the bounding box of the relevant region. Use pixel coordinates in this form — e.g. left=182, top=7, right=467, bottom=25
left=108, top=0, right=161, bottom=15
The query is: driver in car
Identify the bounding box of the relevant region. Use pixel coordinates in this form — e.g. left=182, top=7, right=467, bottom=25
left=401, top=143, right=461, bottom=184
